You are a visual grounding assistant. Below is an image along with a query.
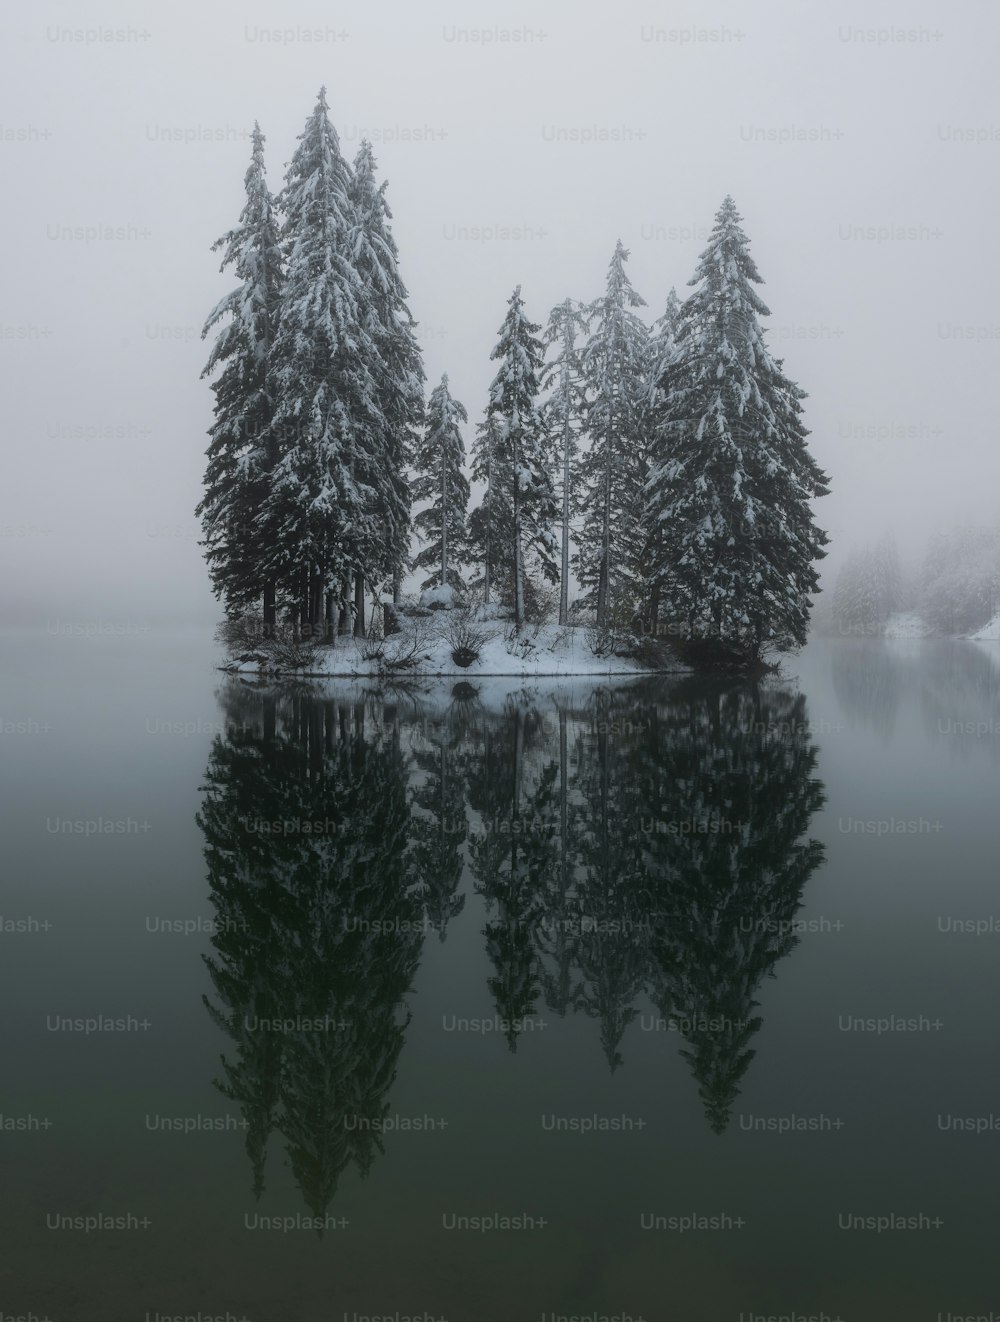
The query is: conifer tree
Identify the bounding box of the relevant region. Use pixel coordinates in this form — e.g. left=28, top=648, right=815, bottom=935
left=263, top=89, right=381, bottom=634
left=468, top=414, right=510, bottom=606
left=484, top=287, right=558, bottom=625
left=349, top=140, right=425, bottom=619
left=644, top=197, right=830, bottom=659
left=576, top=242, right=650, bottom=628
left=411, top=374, right=470, bottom=592
left=541, top=298, right=590, bottom=625
left=198, top=123, right=282, bottom=629
left=647, top=287, right=681, bottom=410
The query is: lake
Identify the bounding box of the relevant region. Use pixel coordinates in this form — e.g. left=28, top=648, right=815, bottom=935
left=2, top=628, right=999, bottom=1320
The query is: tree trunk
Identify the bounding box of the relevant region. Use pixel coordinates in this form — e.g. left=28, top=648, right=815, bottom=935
left=299, top=570, right=310, bottom=639
left=598, top=421, right=612, bottom=630
left=310, top=572, right=323, bottom=636
left=512, top=429, right=524, bottom=627
left=483, top=449, right=492, bottom=606
left=353, top=572, right=365, bottom=638
left=263, top=581, right=276, bottom=640
left=441, top=442, right=448, bottom=590
left=560, top=399, right=571, bottom=626
left=325, top=591, right=335, bottom=644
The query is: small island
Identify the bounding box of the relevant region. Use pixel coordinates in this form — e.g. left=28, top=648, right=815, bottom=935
left=201, top=92, right=829, bottom=679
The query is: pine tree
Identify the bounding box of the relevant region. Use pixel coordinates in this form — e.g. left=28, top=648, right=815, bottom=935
left=832, top=547, right=868, bottom=637
left=640, top=289, right=682, bottom=631
left=575, top=241, right=650, bottom=628
left=647, top=286, right=681, bottom=410
left=198, top=123, right=283, bottom=630
left=645, top=197, right=830, bottom=660
left=263, top=89, right=382, bottom=634
left=468, top=414, right=510, bottom=605
left=349, top=140, right=425, bottom=620
left=873, top=532, right=902, bottom=624
left=541, top=298, right=590, bottom=625
left=411, top=374, right=470, bottom=592
left=484, top=286, right=558, bottom=625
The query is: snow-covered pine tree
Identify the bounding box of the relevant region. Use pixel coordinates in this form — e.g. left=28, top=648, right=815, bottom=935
left=873, top=532, right=902, bottom=625
left=644, top=197, right=830, bottom=660
left=349, top=140, right=425, bottom=620
left=921, top=525, right=1000, bottom=636
left=832, top=548, right=866, bottom=637
left=485, top=287, right=558, bottom=625
left=467, top=414, right=510, bottom=606
left=263, top=89, right=382, bottom=635
left=647, top=287, right=680, bottom=411
left=541, top=298, right=590, bottom=625
left=411, top=374, right=470, bottom=593
left=640, top=287, right=682, bottom=630
left=575, top=241, right=650, bottom=629
left=198, top=123, right=283, bottom=631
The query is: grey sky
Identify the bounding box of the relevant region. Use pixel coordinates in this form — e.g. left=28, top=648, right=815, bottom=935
left=2, top=0, right=996, bottom=625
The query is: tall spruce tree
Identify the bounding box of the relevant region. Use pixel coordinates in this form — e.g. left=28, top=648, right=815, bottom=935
left=468, top=414, right=510, bottom=606
left=640, top=288, right=681, bottom=630
left=349, top=140, right=425, bottom=620
left=541, top=298, right=590, bottom=625
left=411, top=374, right=470, bottom=592
left=198, top=123, right=283, bottom=629
left=647, top=287, right=680, bottom=411
left=576, top=241, right=650, bottom=628
left=263, top=89, right=382, bottom=634
left=484, top=287, right=558, bottom=625
left=644, top=197, right=830, bottom=659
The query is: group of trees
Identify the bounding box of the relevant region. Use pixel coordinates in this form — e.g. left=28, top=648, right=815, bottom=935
left=831, top=525, right=1000, bottom=637
left=831, top=535, right=904, bottom=636
left=199, top=92, right=830, bottom=659
left=198, top=93, right=422, bottom=639
left=198, top=678, right=826, bottom=1212
left=920, top=525, right=1000, bottom=636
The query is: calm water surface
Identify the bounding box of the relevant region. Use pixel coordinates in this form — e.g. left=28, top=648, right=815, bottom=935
left=1, top=629, right=998, bottom=1319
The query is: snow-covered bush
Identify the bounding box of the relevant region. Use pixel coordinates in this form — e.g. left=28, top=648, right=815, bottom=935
left=420, top=583, right=460, bottom=611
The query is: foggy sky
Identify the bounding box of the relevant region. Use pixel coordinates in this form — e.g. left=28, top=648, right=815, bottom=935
left=3, top=0, right=996, bottom=627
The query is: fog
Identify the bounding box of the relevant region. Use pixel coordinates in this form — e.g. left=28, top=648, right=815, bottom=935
left=3, top=0, right=996, bottom=627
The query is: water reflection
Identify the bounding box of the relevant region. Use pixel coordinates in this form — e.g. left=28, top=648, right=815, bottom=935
left=198, top=687, right=421, bottom=1216
left=831, top=639, right=1000, bottom=756
left=197, top=675, right=826, bottom=1211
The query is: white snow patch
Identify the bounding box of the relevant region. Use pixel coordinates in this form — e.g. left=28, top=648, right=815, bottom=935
left=968, top=612, right=1000, bottom=640
left=227, top=615, right=689, bottom=679
left=419, top=584, right=457, bottom=609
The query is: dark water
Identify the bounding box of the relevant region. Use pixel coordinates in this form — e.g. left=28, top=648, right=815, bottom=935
left=2, top=629, right=999, bottom=1320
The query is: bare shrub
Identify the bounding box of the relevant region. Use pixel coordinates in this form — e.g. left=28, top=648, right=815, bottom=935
left=216, top=616, right=326, bottom=673
left=445, top=608, right=495, bottom=668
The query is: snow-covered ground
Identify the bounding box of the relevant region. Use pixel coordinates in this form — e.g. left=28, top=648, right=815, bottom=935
left=226, top=611, right=689, bottom=679
left=968, top=612, right=1000, bottom=641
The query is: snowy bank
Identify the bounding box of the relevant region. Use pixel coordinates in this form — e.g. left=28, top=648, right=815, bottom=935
left=222, top=611, right=689, bottom=680
left=968, top=613, right=1000, bottom=641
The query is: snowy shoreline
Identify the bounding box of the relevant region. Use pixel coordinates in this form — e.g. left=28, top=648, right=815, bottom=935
left=221, top=609, right=692, bottom=681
